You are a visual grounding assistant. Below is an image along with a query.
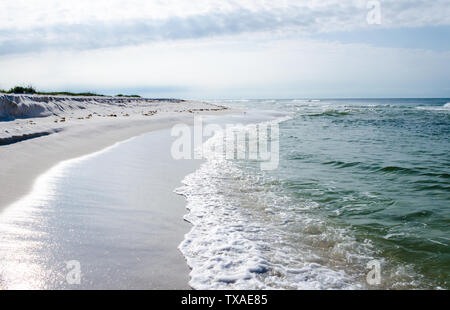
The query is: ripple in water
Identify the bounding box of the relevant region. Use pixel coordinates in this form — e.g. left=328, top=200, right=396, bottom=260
left=178, top=99, right=449, bottom=290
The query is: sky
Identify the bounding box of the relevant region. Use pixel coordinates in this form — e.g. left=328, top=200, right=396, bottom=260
left=0, top=0, right=449, bottom=99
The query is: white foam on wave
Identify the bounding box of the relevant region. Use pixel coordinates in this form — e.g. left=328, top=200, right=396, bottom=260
left=416, top=102, right=450, bottom=111
left=176, top=117, right=378, bottom=290
left=176, top=110, right=432, bottom=289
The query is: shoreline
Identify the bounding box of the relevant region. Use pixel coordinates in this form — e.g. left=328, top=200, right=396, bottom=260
left=0, top=115, right=187, bottom=210
left=0, top=128, right=207, bottom=289
left=0, top=94, right=232, bottom=211
left=0, top=95, right=240, bottom=289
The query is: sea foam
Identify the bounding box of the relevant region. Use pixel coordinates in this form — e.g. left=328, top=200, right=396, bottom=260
left=176, top=117, right=371, bottom=289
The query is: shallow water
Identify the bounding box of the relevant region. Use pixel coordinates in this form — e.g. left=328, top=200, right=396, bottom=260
left=178, top=99, right=450, bottom=289
left=0, top=129, right=195, bottom=289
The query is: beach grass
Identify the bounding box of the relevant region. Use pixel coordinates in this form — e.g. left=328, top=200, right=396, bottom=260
left=116, top=94, right=141, bottom=98
left=1, top=85, right=140, bottom=98
left=0, top=85, right=104, bottom=96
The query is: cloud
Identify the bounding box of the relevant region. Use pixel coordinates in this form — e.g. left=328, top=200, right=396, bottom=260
left=0, top=7, right=318, bottom=55
left=1, top=0, right=449, bottom=56
left=1, top=1, right=449, bottom=98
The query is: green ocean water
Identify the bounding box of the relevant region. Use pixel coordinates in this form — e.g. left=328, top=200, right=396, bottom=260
left=188, top=98, right=449, bottom=289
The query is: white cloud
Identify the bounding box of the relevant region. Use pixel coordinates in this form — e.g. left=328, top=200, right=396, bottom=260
left=1, top=1, right=449, bottom=97
left=1, top=0, right=449, bottom=55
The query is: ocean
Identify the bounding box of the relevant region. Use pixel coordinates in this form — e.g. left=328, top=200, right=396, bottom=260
left=0, top=98, right=448, bottom=289
left=178, top=98, right=449, bottom=289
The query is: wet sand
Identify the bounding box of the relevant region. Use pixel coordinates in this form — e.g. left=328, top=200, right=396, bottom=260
left=0, top=95, right=236, bottom=289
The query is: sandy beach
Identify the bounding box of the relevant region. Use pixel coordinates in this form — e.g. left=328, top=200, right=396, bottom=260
left=0, top=94, right=228, bottom=210
left=0, top=94, right=232, bottom=289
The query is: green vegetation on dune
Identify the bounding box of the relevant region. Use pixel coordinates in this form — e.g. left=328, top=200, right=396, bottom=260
left=2, top=86, right=40, bottom=94
left=115, top=94, right=141, bottom=98
left=39, top=91, right=104, bottom=97
left=0, top=85, right=140, bottom=98
left=0, top=85, right=104, bottom=96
